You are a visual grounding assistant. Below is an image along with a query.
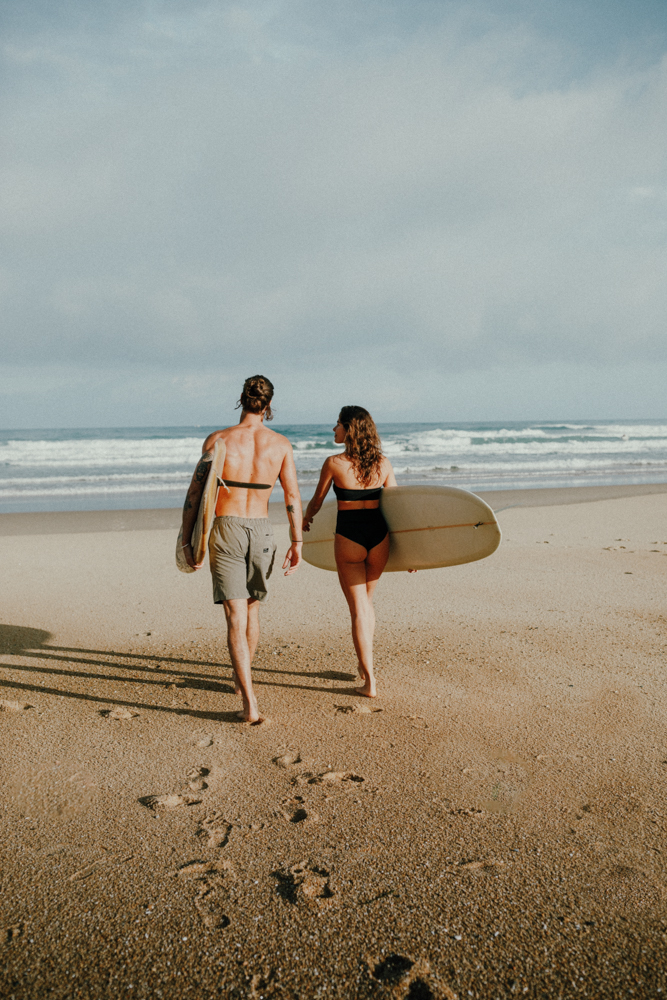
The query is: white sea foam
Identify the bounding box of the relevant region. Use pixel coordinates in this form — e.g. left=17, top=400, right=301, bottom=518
left=0, top=437, right=202, bottom=468
left=1, top=421, right=666, bottom=511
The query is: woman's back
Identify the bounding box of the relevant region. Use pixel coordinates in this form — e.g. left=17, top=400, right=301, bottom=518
left=329, top=453, right=390, bottom=491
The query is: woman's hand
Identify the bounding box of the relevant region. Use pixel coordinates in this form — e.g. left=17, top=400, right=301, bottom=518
left=302, top=514, right=314, bottom=533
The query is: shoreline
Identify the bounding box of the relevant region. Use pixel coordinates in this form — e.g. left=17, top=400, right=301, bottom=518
left=1, top=480, right=667, bottom=536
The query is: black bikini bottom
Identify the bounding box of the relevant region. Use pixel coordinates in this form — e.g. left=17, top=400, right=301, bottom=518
left=335, top=508, right=389, bottom=552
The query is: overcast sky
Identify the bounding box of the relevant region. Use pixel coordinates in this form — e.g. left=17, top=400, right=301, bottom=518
left=2, top=0, right=666, bottom=427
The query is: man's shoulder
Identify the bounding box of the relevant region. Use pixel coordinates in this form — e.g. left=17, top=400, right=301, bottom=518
left=202, top=427, right=234, bottom=452
left=262, top=427, right=292, bottom=450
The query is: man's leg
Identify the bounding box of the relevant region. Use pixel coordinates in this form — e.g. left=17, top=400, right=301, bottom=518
left=232, top=598, right=260, bottom=694
left=223, top=598, right=261, bottom=723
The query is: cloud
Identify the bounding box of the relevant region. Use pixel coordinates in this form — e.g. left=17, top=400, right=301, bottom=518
left=1, top=0, right=666, bottom=424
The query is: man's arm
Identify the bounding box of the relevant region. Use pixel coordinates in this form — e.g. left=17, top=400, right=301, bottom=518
left=279, top=443, right=303, bottom=576
left=181, top=455, right=210, bottom=569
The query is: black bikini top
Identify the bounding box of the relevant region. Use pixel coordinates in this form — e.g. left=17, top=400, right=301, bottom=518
left=333, top=484, right=382, bottom=501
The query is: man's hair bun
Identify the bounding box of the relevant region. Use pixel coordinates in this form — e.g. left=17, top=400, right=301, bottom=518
left=237, top=375, right=274, bottom=420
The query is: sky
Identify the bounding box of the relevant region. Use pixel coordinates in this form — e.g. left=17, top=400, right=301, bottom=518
left=1, top=0, right=666, bottom=427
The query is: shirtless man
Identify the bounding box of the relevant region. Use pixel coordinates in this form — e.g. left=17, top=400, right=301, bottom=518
left=181, top=376, right=303, bottom=723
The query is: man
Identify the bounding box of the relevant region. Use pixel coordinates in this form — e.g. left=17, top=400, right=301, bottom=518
left=181, top=375, right=302, bottom=723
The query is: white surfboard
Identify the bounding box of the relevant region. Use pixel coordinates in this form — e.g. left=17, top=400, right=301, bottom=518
left=176, top=439, right=226, bottom=573
left=302, top=485, right=501, bottom=572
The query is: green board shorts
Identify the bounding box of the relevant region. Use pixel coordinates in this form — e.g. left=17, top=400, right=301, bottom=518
left=209, top=516, right=277, bottom=604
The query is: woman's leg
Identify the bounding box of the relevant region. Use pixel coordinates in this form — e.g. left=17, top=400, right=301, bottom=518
left=335, top=532, right=390, bottom=697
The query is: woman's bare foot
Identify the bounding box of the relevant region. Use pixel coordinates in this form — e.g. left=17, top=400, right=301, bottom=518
left=237, top=710, right=265, bottom=724
left=236, top=695, right=261, bottom=723
left=354, top=683, right=376, bottom=698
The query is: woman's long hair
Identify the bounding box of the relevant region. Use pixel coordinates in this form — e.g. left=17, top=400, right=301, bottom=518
left=339, top=405, right=383, bottom=486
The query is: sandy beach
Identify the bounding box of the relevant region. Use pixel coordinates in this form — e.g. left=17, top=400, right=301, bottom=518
left=1, top=484, right=667, bottom=999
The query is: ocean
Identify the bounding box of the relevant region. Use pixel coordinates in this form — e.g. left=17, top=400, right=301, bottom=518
left=1, top=420, right=666, bottom=514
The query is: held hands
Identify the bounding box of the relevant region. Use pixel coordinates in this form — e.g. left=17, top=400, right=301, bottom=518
left=283, top=542, right=302, bottom=576
left=302, top=514, right=313, bottom=533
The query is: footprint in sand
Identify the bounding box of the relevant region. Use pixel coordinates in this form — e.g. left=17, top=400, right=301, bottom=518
left=101, top=707, right=139, bottom=721
left=335, top=704, right=382, bottom=715
left=139, top=793, right=203, bottom=814
left=175, top=859, right=234, bottom=929
left=140, top=762, right=212, bottom=813
left=0, top=699, right=33, bottom=712
left=196, top=811, right=232, bottom=848
left=248, top=972, right=279, bottom=999
left=196, top=737, right=214, bottom=748
left=187, top=767, right=210, bottom=792
left=273, top=862, right=335, bottom=907
left=308, top=770, right=365, bottom=786
left=277, top=796, right=318, bottom=825
left=273, top=752, right=302, bottom=768
left=3, top=923, right=24, bottom=943
left=195, top=886, right=231, bottom=929
left=441, top=859, right=504, bottom=876
left=368, top=954, right=448, bottom=1000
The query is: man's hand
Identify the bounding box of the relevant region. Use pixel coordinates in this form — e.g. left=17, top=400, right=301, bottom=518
left=302, top=514, right=313, bottom=533
left=282, top=542, right=302, bottom=576
left=183, top=542, right=205, bottom=571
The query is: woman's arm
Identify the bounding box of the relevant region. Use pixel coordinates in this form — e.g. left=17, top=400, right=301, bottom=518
left=382, top=457, right=398, bottom=488
left=302, top=458, right=335, bottom=531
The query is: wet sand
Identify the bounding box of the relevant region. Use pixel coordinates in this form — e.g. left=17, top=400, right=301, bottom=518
left=1, top=485, right=667, bottom=998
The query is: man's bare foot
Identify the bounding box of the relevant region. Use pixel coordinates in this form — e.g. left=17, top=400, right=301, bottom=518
left=354, top=684, right=376, bottom=698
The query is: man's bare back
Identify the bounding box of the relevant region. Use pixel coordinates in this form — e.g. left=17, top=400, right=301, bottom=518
left=203, top=422, right=297, bottom=522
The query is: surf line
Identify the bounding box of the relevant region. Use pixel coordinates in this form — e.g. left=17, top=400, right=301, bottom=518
left=302, top=520, right=495, bottom=544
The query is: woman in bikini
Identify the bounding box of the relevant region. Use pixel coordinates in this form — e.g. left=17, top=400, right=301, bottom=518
left=302, top=406, right=398, bottom=698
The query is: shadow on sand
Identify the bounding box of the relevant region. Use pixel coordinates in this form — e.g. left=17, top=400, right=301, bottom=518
left=0, top=623, right=360, bottom=723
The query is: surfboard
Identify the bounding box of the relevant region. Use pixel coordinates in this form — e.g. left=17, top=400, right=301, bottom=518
left=301, top=484, right=501, bottom=572
left=176, top=439, right=226, bottom=573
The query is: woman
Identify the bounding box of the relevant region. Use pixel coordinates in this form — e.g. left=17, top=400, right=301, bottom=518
left=303, top=406, right=398, bottom=698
